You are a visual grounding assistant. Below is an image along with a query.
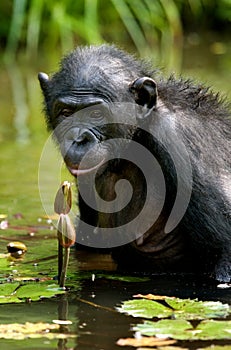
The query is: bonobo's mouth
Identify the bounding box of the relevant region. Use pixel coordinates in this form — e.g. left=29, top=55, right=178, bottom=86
left=67, top=158, right=106, bottom=176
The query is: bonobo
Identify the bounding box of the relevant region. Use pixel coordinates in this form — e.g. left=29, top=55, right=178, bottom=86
left=38, top=44, right=231, bottom=282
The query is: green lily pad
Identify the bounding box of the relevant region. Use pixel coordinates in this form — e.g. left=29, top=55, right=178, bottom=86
left=77, top=271, right=150, bottom=282
left=133, top=319, right=193, bottom=339
left=165, top=297, right=230, bottom=319
left=117, top=299, right=172, bottom=318
left=0, top=282, right=21, bottom=303
left=0, top=282, right=20, bottom=295
left=133, top=319, right=231, bottom=340
left=118, top=297, right=230, bottom=320
left=196, top=320, right=231, bottom=340
left=0, top=282, right=65, bottom=304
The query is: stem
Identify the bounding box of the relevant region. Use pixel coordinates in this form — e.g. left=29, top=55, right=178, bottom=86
left=58, top=241, right=63, bottom=284
left=59, top=247, right=70, bottom=288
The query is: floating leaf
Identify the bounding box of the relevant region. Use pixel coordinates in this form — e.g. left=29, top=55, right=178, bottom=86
left=0, top=282, right=65, bottom=304
left=16, top=283, right=65, bottom=301
left=75, top=271, right=150, bottom=283
left=117, top=299, right=172, bottom=318
left=118, top=297, right=230, bottom=320
left=196, top=320, right=231, bottom=340
left=0, top=322, right=76, bottom=340
left=133, top=319, right=231, bottom=340
left=134, top=294, right=173, bottom=300
left=165, top=297, right=230, bottom=320
left=0, top=282, right=21, bottom=303
left=0, top=282, right=20, bottom=295
left=133, top=319, right=193, bottom=339
left=117, top=335, right=176, bottom=347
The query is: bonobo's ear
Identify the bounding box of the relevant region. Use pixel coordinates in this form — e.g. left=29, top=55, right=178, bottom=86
left=129, top=77, right=157, bottom=110
left=38, top=72, right=50, bottom=94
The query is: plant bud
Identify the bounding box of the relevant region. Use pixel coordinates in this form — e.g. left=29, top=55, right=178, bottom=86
left=54, top=181, right=72, bottom=215
left=57, top=214, right=76, bottom=248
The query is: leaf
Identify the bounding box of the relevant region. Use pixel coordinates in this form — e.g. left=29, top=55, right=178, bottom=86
left=117, top=336, right=176, bottom=347
left=165, top=297, right=230, bottom=320
left=0, top=282, right=65, bottom=304
left=133, top=319, right=231, bottom=340
left=118, top=296, right=230, bottom=320
left=117, top=299, right=172, bottom=318
left=0, top=322, right=76, bottom=340
left=0, top=282, right=21, bottom=303
left=134, top=294, right=174, bottom=300
left=0, top=282, right=20, bottom=295
left=17, top=283, right=65, bottom=300
left=196, top=320, right=231, bottom=340
left=0, top=296, right=22, bottom=304
left=77, top=272, right=150, bottom=282
left=133, top=319, right=193, bottom=339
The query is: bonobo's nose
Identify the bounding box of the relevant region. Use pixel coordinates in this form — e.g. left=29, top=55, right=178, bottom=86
left=75, top=129, right=97, bottom=145
left=61, top=128, right=99, bottom=169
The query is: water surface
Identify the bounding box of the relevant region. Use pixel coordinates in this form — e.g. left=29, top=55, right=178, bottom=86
left=0, top=35, right=230, bottom=349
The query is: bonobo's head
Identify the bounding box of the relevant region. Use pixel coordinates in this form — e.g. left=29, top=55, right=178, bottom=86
left=38, top=44, right=157, bottom=176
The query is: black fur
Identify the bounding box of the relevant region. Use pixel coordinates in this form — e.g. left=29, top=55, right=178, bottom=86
left=38, top=44, right=231, bottom=282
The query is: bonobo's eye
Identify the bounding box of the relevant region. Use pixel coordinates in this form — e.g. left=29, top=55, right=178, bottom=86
left=89, top=109, right=105, bottom=121
left=60, top=108, right=74, bottom=117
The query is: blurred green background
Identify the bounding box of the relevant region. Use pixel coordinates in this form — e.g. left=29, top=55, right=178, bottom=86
left=0, top=0, right=230, bottom=218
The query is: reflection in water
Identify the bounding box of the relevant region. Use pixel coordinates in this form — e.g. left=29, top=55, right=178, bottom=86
left=57, top=294, right=77, bottom=350
left=5, top=62, right=30, bottom=144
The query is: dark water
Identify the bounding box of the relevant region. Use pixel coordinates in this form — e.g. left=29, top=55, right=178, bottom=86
left=0, top=34, right=230, bottom=349
left=0, top=268, right=230, bottom=350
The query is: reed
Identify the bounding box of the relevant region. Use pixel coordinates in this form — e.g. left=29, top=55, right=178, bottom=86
left=2, top=0, right=230, bottom=68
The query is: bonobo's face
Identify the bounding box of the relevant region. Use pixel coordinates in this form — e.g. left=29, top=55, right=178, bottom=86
left=52, top=100, right=114, bottom=176
left=38, top=46, right=157, bottom=177
left=38, top=78, right=135, bottom=176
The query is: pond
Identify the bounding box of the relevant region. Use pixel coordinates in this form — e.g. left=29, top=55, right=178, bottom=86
left=0, top=34, right=230, bottom=349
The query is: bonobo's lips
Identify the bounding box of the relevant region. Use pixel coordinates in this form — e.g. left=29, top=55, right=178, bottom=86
left=67, top=158, right=105, bottom=176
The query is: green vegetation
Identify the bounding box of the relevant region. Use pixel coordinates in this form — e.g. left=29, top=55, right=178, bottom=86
left=117, top=294, right=231, bottom=344
left=1, top=0, right=230, bottom=66
left=118, top=296, right=230, bottom=320
left=133, top=319, right=231, bottom=340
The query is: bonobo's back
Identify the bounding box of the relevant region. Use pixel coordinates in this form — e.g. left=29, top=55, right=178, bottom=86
left=38, top=44, right=231, bottom=283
